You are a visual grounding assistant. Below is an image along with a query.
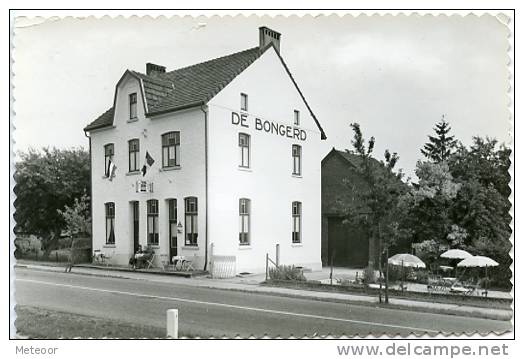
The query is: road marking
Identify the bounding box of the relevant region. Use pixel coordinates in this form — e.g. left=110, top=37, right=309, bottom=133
left=17, top=278, right=440, bottom=334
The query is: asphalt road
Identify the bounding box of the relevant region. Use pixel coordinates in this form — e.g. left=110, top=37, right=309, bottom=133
left=14, top=267, right=512, bottom=338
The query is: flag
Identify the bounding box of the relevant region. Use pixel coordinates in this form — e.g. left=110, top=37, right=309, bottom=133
left=108, top=161, right=117, bottom=181
left=141, top=151, right=155, bottom=176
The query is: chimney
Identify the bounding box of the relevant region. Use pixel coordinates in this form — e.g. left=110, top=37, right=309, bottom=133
left=146, top=63, right=166, bottom=76
left=259, top=26, right=281, bottom=54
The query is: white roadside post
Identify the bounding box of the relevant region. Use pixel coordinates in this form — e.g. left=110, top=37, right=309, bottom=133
left=167, top=309, right=179, bottom=339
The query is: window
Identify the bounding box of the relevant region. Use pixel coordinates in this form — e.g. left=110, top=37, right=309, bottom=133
left=105, top=202, right=115, bottom=244
left=240, top=93, right=248, bottom=111
left=292, top=144, right=302, bottom=176
left=239, top=198, right=250, bottom=245
left=147, top=199, right=159, bottom=245
left=238, top=133, right=250, bottom=168
left=129, top=93, right=137, bottom=119
left=162, top=132, right=180, bottom=168
left=184, top=197, right=198, bottom=246
left=128, top=139, right=140, bottom=172
left=104, top=144, right=114, bottom=177
left=168, top=199, right=177, bottom=248
left=294, top=110, right=300, bottom=126
left=292, top=201, right=302, bottom=243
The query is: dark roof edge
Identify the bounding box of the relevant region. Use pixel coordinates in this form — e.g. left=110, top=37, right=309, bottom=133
left=272, top=46, right=327, bottom=140
left=322, top=148, right=357, bottom=168
left=147, top=101, right=206, bottom=117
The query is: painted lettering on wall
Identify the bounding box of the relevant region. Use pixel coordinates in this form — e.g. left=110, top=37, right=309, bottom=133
left=231, top=111, right=307, bottom=141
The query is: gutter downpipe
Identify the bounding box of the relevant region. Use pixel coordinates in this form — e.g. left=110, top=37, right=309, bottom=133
left=83, top=130, right=93, bottom=254
left=200, top=105, right=209, bottom=271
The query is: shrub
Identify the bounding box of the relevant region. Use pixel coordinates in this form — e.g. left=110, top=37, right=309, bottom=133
left=414, top=269, right=429, bottom=284
left=386, top=265, right=403, bottom=282
left=268, top=265, right=306, bottom=281
left=57, top=237, right=72, bottom=249
left=14, top=235, right=44, bottom=258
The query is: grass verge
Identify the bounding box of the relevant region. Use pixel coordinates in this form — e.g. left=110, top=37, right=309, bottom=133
left=15, top=305, right=168, bottom=339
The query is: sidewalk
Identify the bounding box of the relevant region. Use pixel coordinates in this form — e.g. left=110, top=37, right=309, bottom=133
left=14, top=262, right=512, bottom=321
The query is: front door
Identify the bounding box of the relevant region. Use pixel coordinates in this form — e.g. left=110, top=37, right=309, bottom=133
left=132, top=201, right=139, bottom=253
left=168, top=199, right=177, bottom=262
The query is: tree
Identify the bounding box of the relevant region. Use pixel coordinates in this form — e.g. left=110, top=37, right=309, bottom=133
left=341, top=123, right=410, bottom=302
left=421, top=116, right=458, bottom=163
left=58, top=191, right=91, bottom=237
left=407, top=160, right=462, bottom=264
left=14, top=147, right=90, bottom=257
left=448, top=137, right=512, bottom=288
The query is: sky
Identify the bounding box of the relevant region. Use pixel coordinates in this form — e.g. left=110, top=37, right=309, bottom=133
left=13, top=15, right=511, bottom=178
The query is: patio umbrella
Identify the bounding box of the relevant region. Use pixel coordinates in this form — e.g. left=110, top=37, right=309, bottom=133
left=388, top=253, right=426, bottom=294
left=457, top=256, right=499, bottom=268
left=457, top=256, right=499, bottom=296
left=440, top=249, right=472, bottom=259
left=388, top=253, right=426, bottom=268
left=441, top=249, right=473, bottom=277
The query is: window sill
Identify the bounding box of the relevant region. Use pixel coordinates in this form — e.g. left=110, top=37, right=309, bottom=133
left=182, top=246, right=199, bottom=250
left=291, top=243, right=303, bottom=247
left=159, top=166, right=181, bottom=172
left=238, top=245, right=252, bottom=250
left=147, top=245, right=160, bottom=249
left=127, top=118, right=138, bottom=123
left=238, top=167, right=252, bottom=172
left=292, top=174, right=303, bottom=178
left=103, top=244, right=116, bottom=248
left=126, top=171, right=141, bottom=176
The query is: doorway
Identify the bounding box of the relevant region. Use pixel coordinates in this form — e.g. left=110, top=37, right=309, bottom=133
left=168, top=199, right=177, bottom=261
left=131, top=201, right=139, bottom=253
left=327, top=216, right=368, bottom=268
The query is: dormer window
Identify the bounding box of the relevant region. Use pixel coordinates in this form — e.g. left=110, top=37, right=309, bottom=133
left=104, top=143, right=114, bottom=177
left=129, top=93, right=137, bottom=119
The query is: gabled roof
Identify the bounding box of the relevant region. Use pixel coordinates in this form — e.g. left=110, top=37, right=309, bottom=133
left=84, top=44, right=326, bottom=139
left=323, top=148, right=362, bottom=167
left=323, top=148, right=385, bottom=170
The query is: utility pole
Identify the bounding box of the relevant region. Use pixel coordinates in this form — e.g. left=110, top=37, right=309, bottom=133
left=385, top=246, right=389, bottom=303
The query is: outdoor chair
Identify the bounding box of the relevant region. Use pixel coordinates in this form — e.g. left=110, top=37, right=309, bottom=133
left=182, top=259, right=195, bottom=271
left=172, top=255, right=185, bottom=271
left=103, top=250, right=115, bottom=266
left=159, top=254, right=170, bottom=271
left=93, top=249, right=104, bottom=264
left=144, top=252, right=155, bottom=269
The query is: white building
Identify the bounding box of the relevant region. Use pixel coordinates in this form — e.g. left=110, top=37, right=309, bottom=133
left=84, top=27, right=326, bottom=275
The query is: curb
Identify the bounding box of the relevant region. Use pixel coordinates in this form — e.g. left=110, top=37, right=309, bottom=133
left=15, top=264, right=512, bottom=322
left=197, top=283, right=512, bottom=321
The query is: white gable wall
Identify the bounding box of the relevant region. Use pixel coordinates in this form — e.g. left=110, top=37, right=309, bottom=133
left=90, top=75, right=207, bottom=266
left=207, top=48, right=323, bottom=273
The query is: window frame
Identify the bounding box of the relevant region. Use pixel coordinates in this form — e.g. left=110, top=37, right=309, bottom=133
left=292, top=144, right=302, bottom=176
left=292, top=201, right=302, bottom=244
left=128, top=139, right=140, bottom=172
left=294, top=110, right=300, bottom=126
left=184, top=197, right=198, bottom=246
left=240, top=93, right=248, bottom=112
left=161, top=131, right=181, bottom=168
left=239, top=198, right=251, bottom=245
left=238, top=133, right=251, bottom=168
left=105, top=202, right=115, bottom=245
left=147, top=199, right=159, bottom=246
left=104, top=143, right=114, bottom=177
left=129, top=93, right=138, bottom=119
